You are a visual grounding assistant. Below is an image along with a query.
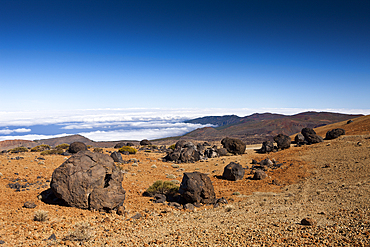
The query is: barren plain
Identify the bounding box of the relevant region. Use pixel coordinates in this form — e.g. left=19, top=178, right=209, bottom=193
left=0, top=116, right=369, bottom=246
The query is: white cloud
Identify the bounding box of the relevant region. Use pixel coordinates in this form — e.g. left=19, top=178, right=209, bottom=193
left=0, top=107, right=368, bottom=128
left=0, top=133, right=72, bottom=142
left=0, top=128, right=31, bottom=135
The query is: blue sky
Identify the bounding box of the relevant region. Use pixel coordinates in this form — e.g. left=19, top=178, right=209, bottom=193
left=0, top=0, right=369, bottom=112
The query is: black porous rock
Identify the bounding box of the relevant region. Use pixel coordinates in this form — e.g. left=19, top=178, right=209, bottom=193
left=222, top=162, right=245, bottom=181
left=260, top=141, right=274, bottom=153
left=221, top=137, right=246, bottom=155
left=140, top=139, right=152, bottom=146
left=301, top=128, right=323, bottom=144
left=114, top=142, right=126, bottom=149
left=50, top=151, right=125, bottom=211
left=273, top=134, right=291, bottom=150
left=325, top=128, right=345, bottom=140
left=110, top=151, right=123, bottom=163
left=253, top=169, right=268, bottom=180
left=179, top=172, right=216, bottom=204
left=294, top=133, right=305, bottom=143
left=68, top=142, right=87, bottom=154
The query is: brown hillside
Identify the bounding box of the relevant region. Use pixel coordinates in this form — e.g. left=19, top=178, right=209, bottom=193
left=314, top=114, right=370, bottom=137
left=0, top=139, right=37, bottom=151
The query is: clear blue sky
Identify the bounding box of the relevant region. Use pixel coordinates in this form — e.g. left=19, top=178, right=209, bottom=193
left=1, top=0, right=369, bottom=112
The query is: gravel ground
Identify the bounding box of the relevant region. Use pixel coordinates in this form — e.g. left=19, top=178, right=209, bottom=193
left=0, top=135, right=369, bottom=246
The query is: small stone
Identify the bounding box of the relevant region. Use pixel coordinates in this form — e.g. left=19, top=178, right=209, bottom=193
left=116, top=206, right=125, bottom=216
left=184, top=203, right=195, bottom=211
left=130, top=213, right=142, bottom=220
left=23, top=201, right=37, bottom=209
left=301, top=218, right=316, bottom=226
left=47, top=233, right=56, bottom=241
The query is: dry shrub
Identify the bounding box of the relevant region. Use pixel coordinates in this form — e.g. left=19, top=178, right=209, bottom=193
left=63, top=222, right=94, bottom=242
left=34, top=210, right=48, bottom=222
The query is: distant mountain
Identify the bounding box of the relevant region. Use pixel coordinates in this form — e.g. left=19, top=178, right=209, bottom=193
left=180, top=111, right=363, bottom=144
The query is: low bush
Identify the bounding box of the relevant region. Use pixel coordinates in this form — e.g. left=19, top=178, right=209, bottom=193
left=168, top=144, right=176, bottom=150
left=34, top=210, right=48, bottom=222
left=93, top=147, right=103, bottom=153
left=63, top=222, right=94, bottom=242
left=118, top=146, right=137, bottom=154
left=55, top=143, right=69, bottom=150
left=145, top=180, right=179, bottom=196
left=31, top=144, right=51, bottom=152
left=9, top=147, right=29, bottom=153
left=40, top=149, right=63, bottom=155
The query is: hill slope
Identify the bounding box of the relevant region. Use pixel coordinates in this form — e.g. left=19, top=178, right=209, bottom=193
left=180, top=112, right=362, bottom=144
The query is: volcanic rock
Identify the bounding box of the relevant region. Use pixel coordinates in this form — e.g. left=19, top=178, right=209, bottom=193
left=110, top=151, right=123, bottom=163
left=260, top=141, right=274, bottom=153
left=50, top=151, right=126, bottom=211
left=222, top=162, right=245, bottom=181
left=273, top=134, right=291, bottom=150
left=140, top=139, right=152, bottom=146
left=221, top=137, right=246, bottom=155
left=325, top=128, right=345, bottom=140
left=68, top=142, right=87, bottom=154
left=179, top=172, right=216, bottom=204
left=301, top=128, right=323, bottom=144
left=253, top=169, right=268, bottom=180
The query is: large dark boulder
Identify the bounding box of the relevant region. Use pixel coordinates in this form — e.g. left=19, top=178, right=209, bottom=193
left=114, top=142, right=126, bottom=149
left=301, top=128, right=323, bottom=144
left=221, top=137, right=246, bottom=155
left=294, top=133, right=305, bottom=144
left=110, top=151, right=123, bottom=163
left=140, top=139, right=152, bottom=146
left=260, top=141, right=274, bottom=153
left=222, top=162, right=245, bottom=181
left=325, top=128, right=345, bottom=140
left=50, top=151, right=125, bottom=211
left=68, top=142, right=87, bottom=154
left=180, top=146, right=200, bottom=163
left=179, top=172, right=216, bottom=204
left=273, top=134, right=291, bottom=150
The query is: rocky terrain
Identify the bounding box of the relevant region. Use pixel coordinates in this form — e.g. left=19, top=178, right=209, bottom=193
left=0, top=115, right=369, bottom=246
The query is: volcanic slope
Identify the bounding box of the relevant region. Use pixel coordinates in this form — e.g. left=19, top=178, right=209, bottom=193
left=0, top=115, right=369, bottom=246
left=182, top=111, right=362, bottom=144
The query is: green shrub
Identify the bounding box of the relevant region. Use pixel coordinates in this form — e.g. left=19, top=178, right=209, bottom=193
left=40, top=149, right=63, bottom=155
left=145, top=180, right=179, bottom=196
left=118, top=146, right=137, bottom=154
left=169, top=144, right=176, bottom=150
left=55, top=143, right=70, bottom=150
left=9, top=147, right=29, bottom=153
left=93, top=147, right=103, bottom=153
left=31, top=144, right=51, bottom=152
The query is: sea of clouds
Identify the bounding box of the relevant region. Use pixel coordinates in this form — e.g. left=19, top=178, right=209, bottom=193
left=0, top=108, right=368, bottom=142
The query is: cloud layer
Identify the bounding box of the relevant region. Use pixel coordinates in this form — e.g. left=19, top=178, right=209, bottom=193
left=0, top=108, right=368, bottom=142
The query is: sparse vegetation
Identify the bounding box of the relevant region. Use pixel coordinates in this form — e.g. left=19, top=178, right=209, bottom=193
left=169, top=144, right=176, bottom=150
left=40, top=149, right=63, bottom=155
left=31, top=144, right=51, bottom=152
left=232, top=191, right=241, bottom=196
left=33, top=210, right=48, bottom=222
left=55, top=143, right=70, bottom=150
left=93, top=147, right=103, bottom=153
left=64, top=222, right=94, bottom=242
left=8, top=147, right=29, bottom=153
left=119, top=146, right=137, bottom=154
left=145, top=180, right=179, bottom=196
